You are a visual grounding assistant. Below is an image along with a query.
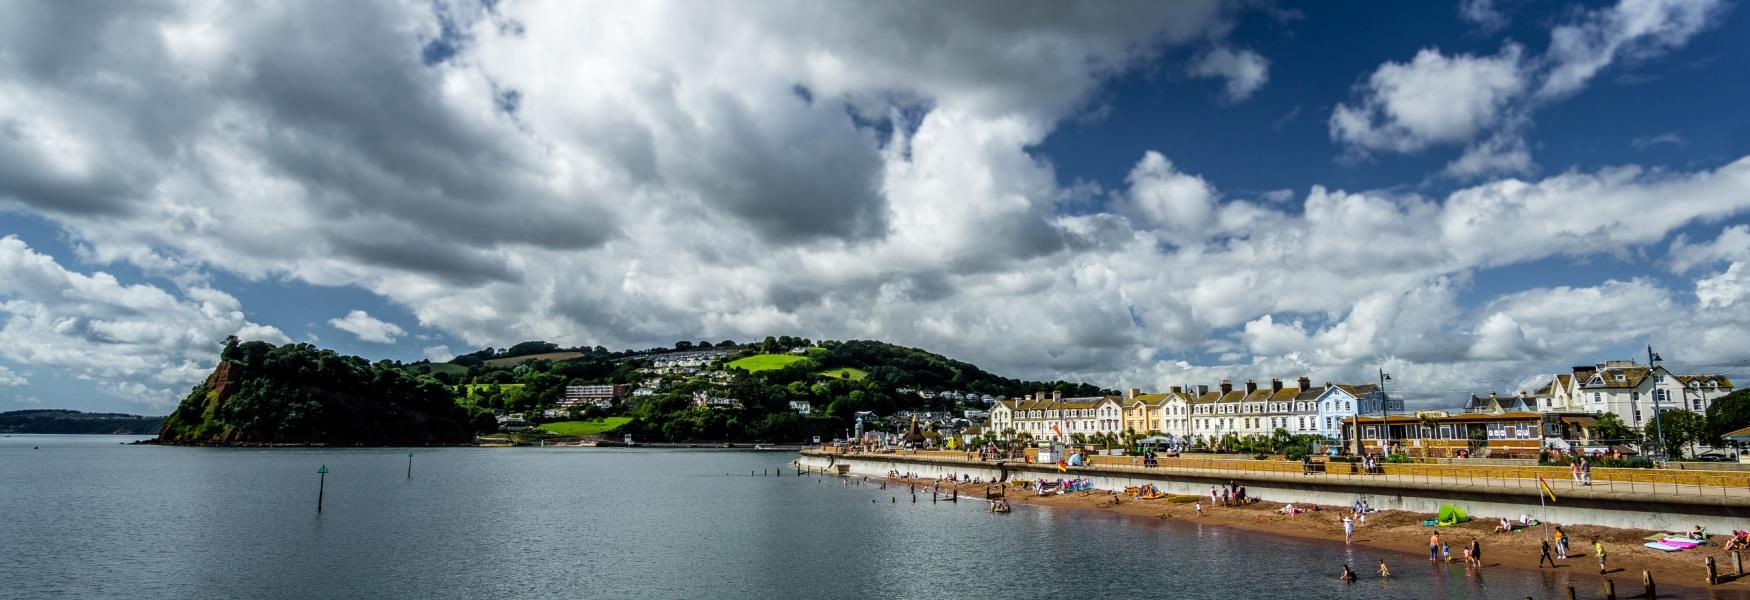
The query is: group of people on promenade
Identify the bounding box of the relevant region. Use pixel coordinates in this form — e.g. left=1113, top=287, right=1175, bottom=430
left=1570, top=457, right=1594, bottom=486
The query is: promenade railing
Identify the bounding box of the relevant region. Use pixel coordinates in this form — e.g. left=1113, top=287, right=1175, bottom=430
left=810, top=446, right=1750, bottom=497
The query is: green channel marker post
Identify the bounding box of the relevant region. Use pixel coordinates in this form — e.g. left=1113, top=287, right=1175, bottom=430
left=317, top=465, right=329, bottom=513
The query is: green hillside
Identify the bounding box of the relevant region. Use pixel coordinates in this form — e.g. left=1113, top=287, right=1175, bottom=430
left=727, top=353, right=808, bottom=372
left=156, top=339, right=494, bottom=445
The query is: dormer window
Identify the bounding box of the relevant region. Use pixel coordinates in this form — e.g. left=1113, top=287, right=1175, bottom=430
left=1615, top=374, right=1626, bottom=382
left=1710, top=381, right=1719, bottom=388
left=1691, top=381, right=1701, bottom=389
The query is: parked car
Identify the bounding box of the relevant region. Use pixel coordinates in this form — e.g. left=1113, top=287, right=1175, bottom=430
left=1695, top=452, right=1735, bottom=462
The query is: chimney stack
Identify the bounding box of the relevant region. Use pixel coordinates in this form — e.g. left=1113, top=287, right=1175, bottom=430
left=1170, top=386, right=1182, bottom=394
left=1298, top=376, right=1311, bottom=390
left=1271, top=378, right=1283, bottom=393
left=1220, top=379, right=1233, bottom=395
left=1052, top=390, right=1062, bottom=402
left=1198, top=385, right=1209, bottom=396
left=1034, top=391, right=1044, bottom=401
left=1130, top=387, right=1141, bottom=399
left=1245, top=379, right=1258, bottom=394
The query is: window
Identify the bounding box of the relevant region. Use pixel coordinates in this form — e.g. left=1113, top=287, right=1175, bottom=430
left=1364, top=426, right=1378, bottom=438
left=1633, top=410, right=1641, bottom=424
left=1325, top=417, right=1333, bottom=429
left=1693, top=399, right=1703, bottom=410
left=1439, top=425, right=1453, bottom=439
left=1631, top=392, right=1639, bottom=401
left=1593, top=393, right=1601, bottom=403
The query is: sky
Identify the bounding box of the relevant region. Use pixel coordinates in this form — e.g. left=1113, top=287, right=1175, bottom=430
left=3, top=0, right=1750, bottom=415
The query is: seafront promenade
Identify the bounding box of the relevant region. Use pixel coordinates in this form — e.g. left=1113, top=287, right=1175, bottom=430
left=801, top=449, right=1750, bottom=532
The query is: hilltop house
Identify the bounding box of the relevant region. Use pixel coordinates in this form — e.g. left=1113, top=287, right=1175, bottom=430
left=789, top=400, right=812, bottom=415
left=691, top=391, right=740, bottom=409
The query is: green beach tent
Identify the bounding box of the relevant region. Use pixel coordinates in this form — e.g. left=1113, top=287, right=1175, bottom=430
left=1436, top=504, right=1469, bottom=526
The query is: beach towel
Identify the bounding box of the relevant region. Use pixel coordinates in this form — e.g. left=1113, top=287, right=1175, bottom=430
left=1422, top=519, right=1439, bottom=527
left=1660, top=538, right=1701, bottom=549
left=1644, top=542, right=1683, bottom=552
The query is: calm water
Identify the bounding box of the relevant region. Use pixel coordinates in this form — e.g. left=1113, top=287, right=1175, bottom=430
left=0, top=435, right=1643, bottom=599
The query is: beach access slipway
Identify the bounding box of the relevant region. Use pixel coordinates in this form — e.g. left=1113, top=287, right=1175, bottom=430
left=799, top=449, right=1750, bottom=533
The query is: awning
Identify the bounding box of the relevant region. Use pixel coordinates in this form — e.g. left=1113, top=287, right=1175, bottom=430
left=1723, top=425, right=1750, bottom=443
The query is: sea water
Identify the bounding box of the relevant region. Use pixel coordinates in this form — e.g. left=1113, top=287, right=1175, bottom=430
left=1, top=434, right=1626, bottom=598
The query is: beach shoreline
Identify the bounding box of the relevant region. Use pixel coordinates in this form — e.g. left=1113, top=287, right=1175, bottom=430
left=876, top=473, right=1750, bottom=599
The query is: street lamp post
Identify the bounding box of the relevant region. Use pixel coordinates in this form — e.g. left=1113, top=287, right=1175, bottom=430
left=1378, top=369, right=1393, bottom=455
left=1648, top=345, right=1667, bottom=458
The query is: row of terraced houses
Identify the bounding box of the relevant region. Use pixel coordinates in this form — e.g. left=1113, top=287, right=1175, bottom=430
left=985, top=359, right=1733, bottom=457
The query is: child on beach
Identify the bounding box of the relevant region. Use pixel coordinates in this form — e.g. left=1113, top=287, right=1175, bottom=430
left=1195, top=503, right=1203, bottom=517
left=1377, top=559, right=1390, bottom=578
left=1443, top=543, right=1453, bottom=563
left=1595, top=538, right=1607, bottom=574
left=1342, top=516, right=1354, bottom=543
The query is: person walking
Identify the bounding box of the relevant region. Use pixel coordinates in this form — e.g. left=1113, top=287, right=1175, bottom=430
left=1594, top=538, right=1607, bottom=574
left=1554, top=526, right=1569, bottom=559
left=1343, top=516, right=1354, bottom=543
left=1469, top=539, right=1483, bottom=568
left=1581, top=457, right=1593, bottom=486
left=1429, top=532, right=1441, bottom=561
left=1538, top=539, right=1556, bottom=568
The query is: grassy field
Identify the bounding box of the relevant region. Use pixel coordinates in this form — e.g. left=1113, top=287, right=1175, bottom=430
left=819, top=367, right=867, bottom=381
left=539, top=417, right=632, bottom=436
left=726, top=353, right=809, bottom=372
left=484, top=352, right=585, bottom=367
left=410, top=363, right=469, bottom=376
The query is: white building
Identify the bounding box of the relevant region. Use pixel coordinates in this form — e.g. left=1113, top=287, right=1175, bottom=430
left=1313, top=383, right=1398, bottom=441
left=987, top=392, right=1125, bottom=443
left=1531, top=360, right=1734, bottom=428
left=789, top=400, right=813, bottom=415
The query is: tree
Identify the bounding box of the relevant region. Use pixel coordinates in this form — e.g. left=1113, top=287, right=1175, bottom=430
left=675, top=341, right=695, bottom=351
left=1645, top=409, right=1707, bottom=458
left=1706, top=389, right=1750, bottom=444
left=1592, top=412, right=1639, bottom=447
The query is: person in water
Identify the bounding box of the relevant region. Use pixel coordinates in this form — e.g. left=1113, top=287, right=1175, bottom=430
left=1339, top=565, right=1356, bottom=583
left=1376, top=559, right=1390, bottom=578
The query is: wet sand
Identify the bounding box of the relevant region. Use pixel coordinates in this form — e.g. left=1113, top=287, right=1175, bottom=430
left=880, top=473, right=1750, bottom=599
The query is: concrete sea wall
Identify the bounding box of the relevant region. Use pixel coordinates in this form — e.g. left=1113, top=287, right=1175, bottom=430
left=799, top=451, right=1750, bottom=533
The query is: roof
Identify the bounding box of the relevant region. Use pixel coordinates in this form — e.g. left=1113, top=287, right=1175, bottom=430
left=1578, top=366, right=1650, bottom=389
left=1724, top=425, right=1750, bottom=442
left=1676, top=374, right=1735, bottom=388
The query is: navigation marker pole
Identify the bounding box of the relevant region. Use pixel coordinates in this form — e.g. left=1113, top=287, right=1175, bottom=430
left=317, top=465, right=329, bottom=513
left=407, top=452, right=414, bottom=479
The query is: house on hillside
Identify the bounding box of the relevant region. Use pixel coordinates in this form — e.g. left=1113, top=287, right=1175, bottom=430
left=789, top=400, right=812, bottom=415
left=691, top=391, right=740, bottom=409
left=558, top=384, right=627, bottom=409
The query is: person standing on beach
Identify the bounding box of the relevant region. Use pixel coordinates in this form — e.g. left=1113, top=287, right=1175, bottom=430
left=1538, top=539, right=1555, bottom=568
left=1195, top=502, right=1203, bottom=517
left=1343, top=516, right=1354, bottom=543
left=1468, top=539, right=1482, bottom=568
left=1594, top=538, right=1607, bottom=574
left=1430, top=532, right=1441, bottom=561
left=1554, top=526, right=1568, bottom=559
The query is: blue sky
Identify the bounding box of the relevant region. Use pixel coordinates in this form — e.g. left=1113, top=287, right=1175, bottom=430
left=2, top=0, right=1749, bottom=414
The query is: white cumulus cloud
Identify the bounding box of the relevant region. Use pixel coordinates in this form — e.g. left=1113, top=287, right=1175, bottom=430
left=329, top=310, right=407, bottom=344
left=1188, top=47, right=1270, bottom=102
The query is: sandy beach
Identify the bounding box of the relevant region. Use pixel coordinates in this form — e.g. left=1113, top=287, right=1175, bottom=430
left=873, top=473, right=1750, bottom=599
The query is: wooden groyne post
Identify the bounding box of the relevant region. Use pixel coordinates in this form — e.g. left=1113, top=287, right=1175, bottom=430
left=1602, top=578, right=1615, bottom=600
left=1643, top=570, right=1655, bottom=598
left=1565, top=584, right=1575, bottom=600
left=1735, top=550, right=1743, bottom=576
left=1706, top=556, right=1718, bottom=585
left=316, top=464, right=329, bottom=513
